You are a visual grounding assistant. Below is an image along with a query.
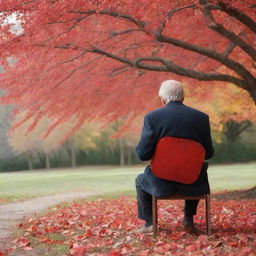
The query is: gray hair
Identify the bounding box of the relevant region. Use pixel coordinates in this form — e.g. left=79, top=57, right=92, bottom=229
left=158, top=80, right=184, bottom=103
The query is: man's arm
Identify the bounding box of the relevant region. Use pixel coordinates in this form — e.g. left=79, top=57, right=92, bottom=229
left=136, top=114, right=157, bottom=161
left=202, top=115, right=214, bottom=160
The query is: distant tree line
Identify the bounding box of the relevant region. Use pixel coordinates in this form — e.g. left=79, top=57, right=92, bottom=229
left=0, top=104, right=255, bottom=172
left=0, top=108, right=140, bottom=171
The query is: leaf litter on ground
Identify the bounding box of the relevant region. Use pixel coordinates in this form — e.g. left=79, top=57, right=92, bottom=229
left=3, top=196, right=256, bottom=256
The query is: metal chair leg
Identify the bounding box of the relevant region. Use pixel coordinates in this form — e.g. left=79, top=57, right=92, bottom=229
left=152, top=196, right=158, bottom=237
left=206, top=194, right=211, bottom=235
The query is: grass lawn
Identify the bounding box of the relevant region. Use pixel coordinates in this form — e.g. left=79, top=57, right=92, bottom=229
left=0, top=163, right=255, bottom=204
left=2, top=163, right=256, bottom=256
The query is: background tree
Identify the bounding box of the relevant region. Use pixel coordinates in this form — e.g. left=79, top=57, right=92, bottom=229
left=0, top=102, right=15, bottom=160
left=223, top=120, right=252, bottom=142
left=65, top=124, right=101, bottom=167
left=7, top=114, right=133, bottom=170
left=8, top=113, right=75, bottom=169
left=185, top=82, right=256, bottom=142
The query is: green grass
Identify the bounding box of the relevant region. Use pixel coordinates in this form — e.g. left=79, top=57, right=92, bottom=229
left=2, top=163, right=255, bottom=256
left=0, top=163, right=255, bottom=204
left=208, top=162, right=256, bottom=191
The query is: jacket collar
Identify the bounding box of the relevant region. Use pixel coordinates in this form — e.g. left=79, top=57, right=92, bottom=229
left=165, top=101, right=184, bottom=107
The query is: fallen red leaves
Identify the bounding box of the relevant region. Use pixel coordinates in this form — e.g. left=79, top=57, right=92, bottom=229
left=5, top=197, right=256, bottom=255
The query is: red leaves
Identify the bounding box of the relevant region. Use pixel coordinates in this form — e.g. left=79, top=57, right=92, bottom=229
left=12, top=237, right=33, bottom=251
left=70, top=244, right=87, bottom=256
left=85, top=228, right=93, bottom=238
left=13, top=237, right=30, bottom=248
left=110, top=251, right=121, bottom=256
left=185, top=243, right=197, bottom=252
left=8, top=197, right=256, bottom=256
left=196, top=234, right=208, bottom=247
left=1, top=0, right=255, bottom=137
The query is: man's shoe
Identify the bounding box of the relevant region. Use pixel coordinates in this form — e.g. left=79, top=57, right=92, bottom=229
left=134, top=225, right=153, bottom=234
left=183, top=216, right=198, bottom=233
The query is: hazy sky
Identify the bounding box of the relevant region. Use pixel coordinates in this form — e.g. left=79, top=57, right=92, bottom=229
left=2, top=12, right=23, bottom=35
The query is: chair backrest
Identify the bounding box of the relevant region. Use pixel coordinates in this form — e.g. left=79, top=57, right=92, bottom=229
left=151, top=136, right=205, bottom=184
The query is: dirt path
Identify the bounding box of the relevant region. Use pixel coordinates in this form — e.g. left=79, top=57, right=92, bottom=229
left=0, top=191, right=100, bottom=250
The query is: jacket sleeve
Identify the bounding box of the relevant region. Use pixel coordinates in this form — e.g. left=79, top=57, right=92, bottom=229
left=202, top=115, right=214, bottom=160
left=136, top=114, right=158, bottom=161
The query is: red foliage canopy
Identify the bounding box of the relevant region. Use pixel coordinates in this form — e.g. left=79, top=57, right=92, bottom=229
left=0, top=0, right=255, bottom=134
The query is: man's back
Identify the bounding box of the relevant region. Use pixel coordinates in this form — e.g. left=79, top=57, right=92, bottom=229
left=136, top=101, right=214, bottom=162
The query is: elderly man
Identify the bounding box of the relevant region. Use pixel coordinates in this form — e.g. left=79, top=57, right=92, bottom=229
left=135, top=80, right=214, bottom=233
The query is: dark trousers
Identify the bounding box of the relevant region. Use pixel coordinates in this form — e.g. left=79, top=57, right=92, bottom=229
left=136, top=175, right=199, bottom=224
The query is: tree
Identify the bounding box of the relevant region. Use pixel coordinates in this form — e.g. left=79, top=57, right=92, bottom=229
left=9, top=114, right=122, bottom=169
left=185, top=82, right=256, bottom=142
left=8, top=113, right=76, bottom=169
left=65, top=124, right=101, bottom=167
left=0, top=101, right=15, bottom=160
left=223, top=120, right=252, bottom=142
left=111, top=119, right=140, bottom=165
left=215, top=85, right=256, bottom=142
left=0, top=0, right=255, bottom=136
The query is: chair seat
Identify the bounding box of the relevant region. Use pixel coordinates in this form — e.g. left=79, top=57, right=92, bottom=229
left=156, top=194, right=209, bottom=200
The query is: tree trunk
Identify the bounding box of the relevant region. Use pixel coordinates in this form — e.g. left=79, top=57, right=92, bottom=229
left=45, top=154, right=50, bottom=169
left=224, top=120, right=252, bottom=142
left=119, top=138, right=125, bottom=166
left=27, top=156, right=33, bottom=170
left=127, top=147, right=132, bottom=165
left=70, top=144, right=77, bottom=168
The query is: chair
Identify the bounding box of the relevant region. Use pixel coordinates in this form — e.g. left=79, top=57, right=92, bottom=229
left=152, top=194, right=211, bottom=237
left=150, top=136, right=211, bottom=237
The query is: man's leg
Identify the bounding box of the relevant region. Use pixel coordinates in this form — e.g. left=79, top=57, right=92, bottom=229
left=184, top=200, right=199, bottom=232
left=135, top=174, right=153, bottom=227
left=184, top=200, right=199, bottom=216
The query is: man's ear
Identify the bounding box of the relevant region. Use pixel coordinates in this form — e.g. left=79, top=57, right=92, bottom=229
left=159, top=96, right=166, bottom=106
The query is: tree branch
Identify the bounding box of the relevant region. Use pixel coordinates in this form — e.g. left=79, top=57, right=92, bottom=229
left=37, top=15, right=89, bottom=46
left=90, top=49, right=248, bottom=89
left=1, top=0, right=35, bottom=12
left=60, top=50, right=88, bottom=64
left=69, top=9, right=146, bottom=29
left=135, top=56, right=247, bottom=87
left=189, top=56, right=208, bottom=69
left=52, top=55, right=103, bottom=89
left=201, top=3, right=256, bottom=61
left=109, top=28, right=144, bottom=37
left=155, top=33, right=255, bottom=84
left=32, top=5, right=256, bottom=101
left=238, top=120, right=252, bottom=134
left=37, top=40, right=252, bottom=93
left=92, top=47, right=135, bottom=66
left=222, top=42, right=236, bottom=57
left=217, top=2, right=256, bottom=34
left=158, top=4, right=196, bottom=34
left=109, top=65, right=130, bottom=76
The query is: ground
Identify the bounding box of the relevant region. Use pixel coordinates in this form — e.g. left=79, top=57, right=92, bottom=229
left=0, top=191, right=100, bottom=243
left=0, top=163, right=255, bottom=256
left=213, top=186, right=256, bottom=200
left=4, top=196, right=256, bottom=256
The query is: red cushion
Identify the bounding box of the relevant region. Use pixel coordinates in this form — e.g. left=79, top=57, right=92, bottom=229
left=151, top=137, right=205, bottom=184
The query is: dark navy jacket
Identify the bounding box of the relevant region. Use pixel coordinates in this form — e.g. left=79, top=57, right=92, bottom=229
left=136, top=101, right=214, bottom=197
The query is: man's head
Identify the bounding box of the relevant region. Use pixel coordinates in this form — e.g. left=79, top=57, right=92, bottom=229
left=158, top=80, right=184, bottom=105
